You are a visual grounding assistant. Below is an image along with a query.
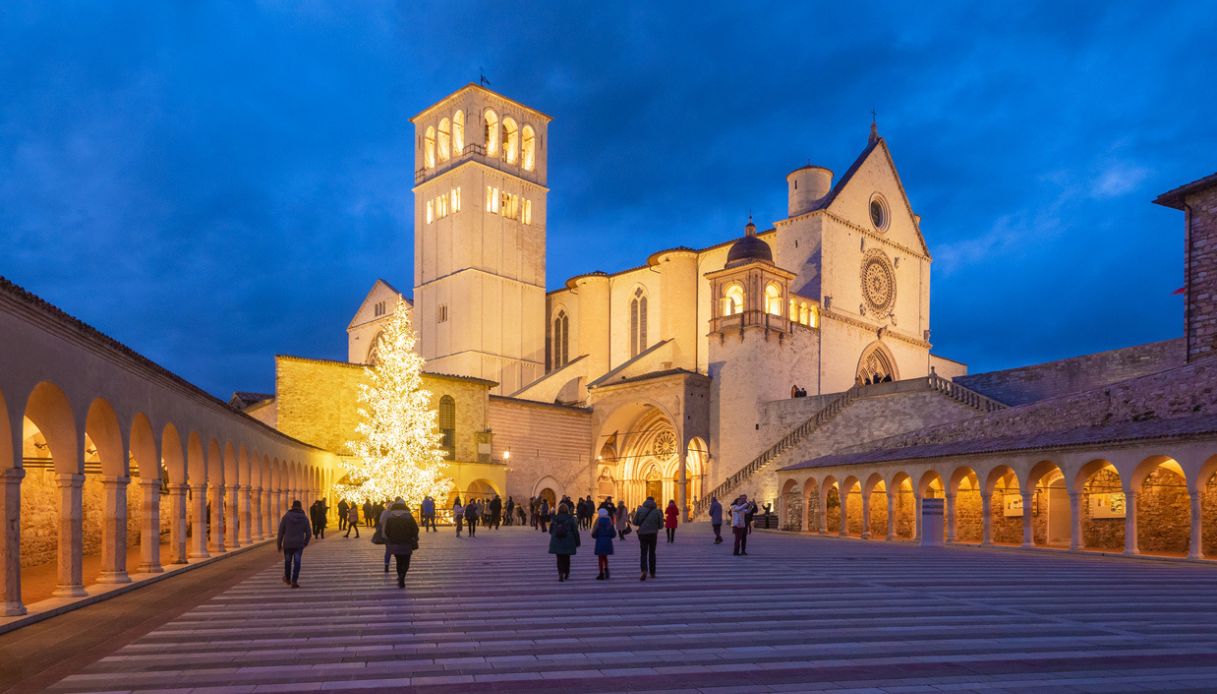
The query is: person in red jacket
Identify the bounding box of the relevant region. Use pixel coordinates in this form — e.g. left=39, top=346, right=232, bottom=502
left=664, top=499, right=679, bottom=543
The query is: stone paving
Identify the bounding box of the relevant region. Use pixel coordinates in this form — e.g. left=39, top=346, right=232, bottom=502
left=46, top=523, right=1217, bottom=693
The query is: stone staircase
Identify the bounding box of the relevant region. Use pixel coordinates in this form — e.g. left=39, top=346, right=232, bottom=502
left=690, top=374, right=1006, bottom=519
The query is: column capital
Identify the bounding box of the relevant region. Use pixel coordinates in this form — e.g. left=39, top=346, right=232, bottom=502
left=1, top=468, right=25, bottom=482
left=55, top=472, right=84, bottom=487
left=101, top=475, right=131, bottom=486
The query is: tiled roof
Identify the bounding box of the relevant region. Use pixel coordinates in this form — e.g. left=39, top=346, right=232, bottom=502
left=230, top=391, right=274, bottom=409
left=779, top=414, right=1217, bottom=471
left=1154, top=171, right=1217, bottom=210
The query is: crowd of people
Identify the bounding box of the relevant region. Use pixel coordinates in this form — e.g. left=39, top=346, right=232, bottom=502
left=276, top=490, right=765, bottom=590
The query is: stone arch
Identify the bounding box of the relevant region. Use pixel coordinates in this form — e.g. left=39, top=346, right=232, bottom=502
left=864, top=473, right=887, bottom=539
left=21, top=381, right=83, bottom=601
left=466, top=478, right=499, bottom=502
left=1075, top=458, right=1124, bottom=551
left=84, top=398, right=125, bottom=478
left=857, top=340, right=898, bottom=384
left=1026, top=460, right=1068, bottom=547
left=802, top=477, right=820, bottom=533
left=521, top=124, right=536, bottom=171
left=949, top=466, right=982, bottom=544
left=1199, top=454, right=1217, bottom=559
left=889, top=471, right=915, bottom=539
left=984, top=465, right=1022, bottom=545
left=780, top=478, right=800, bottom=531
left=24, top=381, right=78, bottom=474
left=841, top=475, right=862, bottom=536
left=822, top=475, right=841, bottom=534
left=1131, top=455, right=1189, bottom=556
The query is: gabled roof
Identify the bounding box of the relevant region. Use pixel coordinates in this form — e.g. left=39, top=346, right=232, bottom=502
left=1154, top=171, right=1217, bottom=210
left=229, top=391, right=274, bottom=409
left=411, top=83, right=553, bottom=123
left=347, top=279, right=409, bottom=330
left=812, top=136, right=931, bottom=258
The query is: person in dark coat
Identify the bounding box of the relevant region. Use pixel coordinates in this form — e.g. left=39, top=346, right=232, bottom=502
left=276, top=500, right=312, bottom=588
left=379, top=498, right=420, bottom=588
left=505, top=496, right=515, bottom=526
left=632, top=497, right=663, bottom=581
left=539, top=499, right=551, bottom=533
left=337, top=499, right=349, bottom=531
left=708, top=496, right=724, bottom=544
left=489, top=495, right=502, bottom=530
left=464, top=499, right=479, bottom=537
left=548, top=503, right=580, bottom=581
left=664, top=500, right=680, bottom=543
left=344, top=504, right=360, bottom=538
left=362, top=501, right=373, bottom=528
left=591, top=508, right=615, bottom=580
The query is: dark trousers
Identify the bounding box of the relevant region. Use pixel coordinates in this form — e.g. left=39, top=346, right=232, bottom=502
left=467, top=519, right=477, bottom=536
left=712, top=523, right=723, bottom=542
left=556, top=553, right=571, bottom=576
left=733, top=526, right=748, bottom=554
left=539, top=518, right=548, bottom=532
left=283, top=547, right=303, bottom=583
left=665, top=527, right=676, bottom=543
left=345, top=522, right=359, bottom=538
left=424, top=514, right=436, bottom=532
left=638, top=533, right=657, bottom=575
left=394, top=553, right=412, bottom=579
left=338, top=513, right=347, bottom=530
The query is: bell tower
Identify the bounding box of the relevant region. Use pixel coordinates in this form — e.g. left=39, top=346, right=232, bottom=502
left=410, top=85, right=551, bottom=394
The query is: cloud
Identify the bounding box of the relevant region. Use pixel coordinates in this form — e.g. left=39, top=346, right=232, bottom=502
left=1090, top=161, right=1151, bottom=199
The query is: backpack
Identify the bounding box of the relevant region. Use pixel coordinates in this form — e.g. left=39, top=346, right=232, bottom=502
left=385, top=514, right=412, bottom=544
left=555, top=518, right=569, bottom=539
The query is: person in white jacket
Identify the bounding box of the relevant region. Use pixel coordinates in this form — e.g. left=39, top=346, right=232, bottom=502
left=730, top=495, right=751, bottom=556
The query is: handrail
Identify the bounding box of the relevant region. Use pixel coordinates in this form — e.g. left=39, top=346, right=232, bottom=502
left=926, top=372, right=1006, bottom=413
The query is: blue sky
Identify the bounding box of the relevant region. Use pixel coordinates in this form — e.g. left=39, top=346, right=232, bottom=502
left=1, top=2, right=1213, bottom=397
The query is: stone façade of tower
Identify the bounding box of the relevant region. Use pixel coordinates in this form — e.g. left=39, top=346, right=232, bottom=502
left=410, top=85, right=551, bottom=394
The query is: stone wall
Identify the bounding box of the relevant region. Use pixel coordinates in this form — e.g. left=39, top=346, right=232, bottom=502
left=486, top=396, right=592, bottom=502
left=1082, top=469, right=1124, bottom=550
left=1137, top=467, right=1190, bottom=554
left=1185, top=186, right=1217, bottom=362
left=954, top=339, right=1184, bottom=407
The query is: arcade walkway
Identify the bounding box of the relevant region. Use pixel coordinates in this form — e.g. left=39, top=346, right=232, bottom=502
left=22, top=525, right=1217, bottom=692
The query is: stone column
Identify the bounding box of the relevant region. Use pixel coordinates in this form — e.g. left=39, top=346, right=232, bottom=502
left=1021, top=490, right=1034, bottom=548
left=885, top=492, right=895, bottom=541
left=981, top=492, right=992, bottom=546
left=913, top=496, right=923, bottom=542
left=1, top=468, right=26, bottom=616
left=945, top=492, right=957, bottom=544
left=677, top=442, right=688, bottom=522
left=208, top=484, right=226, bottom=553
left=167, top=484, right=188, bottom=564
left=189, top=483, right=209, bottom=559
left=1124, top=490, right=1139, bottom=556
left=861, top=493, right=871, bottom=540
left=1068, top=491, right=1082, bottom=551
left=97, top=475, right=132, bottom=584
left=241, top=485, right=253, bottom=545
left=1189, top=489, right=1203, bottom=560
left=817, top=494, right=827, bottom=534
left=53, top=473, right=86, bottom=597
left=225, top=484, right=240, bottom=549
left=136, top=478, right=163, bottom=573
left=839, top=493, right=848, bottom=537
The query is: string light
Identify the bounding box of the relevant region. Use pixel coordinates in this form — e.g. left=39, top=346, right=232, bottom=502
left=335, top=298, right=453, bottom=509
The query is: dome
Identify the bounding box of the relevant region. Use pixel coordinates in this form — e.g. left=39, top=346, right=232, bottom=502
left=725, top=218, right=773, bottom=268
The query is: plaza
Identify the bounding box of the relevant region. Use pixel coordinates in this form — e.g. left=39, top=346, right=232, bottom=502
left=6, top=525, right=1217, bottom=693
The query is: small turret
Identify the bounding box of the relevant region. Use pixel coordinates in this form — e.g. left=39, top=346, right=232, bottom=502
left=787, top=165, right=833, bottom=217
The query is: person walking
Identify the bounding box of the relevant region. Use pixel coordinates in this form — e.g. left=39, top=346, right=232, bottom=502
left=453, top=497, right=465, bottom=537
left=664, top=499, right=679, bottom=543
left=337, top=499, right=349, bottom=531
left=344, top=503, right=360, bottom=538
left=548, top=503, right=580, bottom=581
left=615, top=500, right=630, bottom=539
left=362, top=501, right=373, bottom=528
left=379, top=497, right=420, bottom=588
left=591, top=508, right=615, bottom=580
left=505, top=496, right=515, bottom=526
left=490, top=495, right=502, bottom=530
left=464, top=499, right=479, bottom=537
left=421, top=496, right=436, bottom=533
left=731, top=495, right=751, bottom=556
left=708, top=495, right=724, bottom=544
left=276, top=500, right=312, bottom=588
left=539, top=499, right=550, bottom=533
left=632, top=496, right=663, bottom=581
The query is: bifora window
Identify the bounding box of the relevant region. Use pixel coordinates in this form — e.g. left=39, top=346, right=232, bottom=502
left=552, top=310, right=569, bottom=369
left=630, top=288, right=648, bottom=357
left=723, top=282, right=745, bottom=316
left=484, top=109, right=500, bottom=156
left=765, top=281, right=783, bottom=315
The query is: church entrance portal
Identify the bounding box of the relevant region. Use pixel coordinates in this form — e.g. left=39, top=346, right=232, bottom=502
left=645, top=479, right=663, bottom=501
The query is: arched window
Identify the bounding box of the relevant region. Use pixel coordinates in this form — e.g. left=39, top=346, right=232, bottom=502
left=552, top=310, right=569, bottom=369
left=502, top=117, right=519, bottom=164
left=437, top=118, right=451, bottom=162
left=484, top=109, right=500, bottom=156
left=857, top=342, right=898, bottom=384
left=765, top=282, right=783, bottom=315
left=522, top=125, right=536, bottom=171
left=630, top=288, right=648, bottom=357
left=367, top=330, right=385, bottom=365
left=452, top=110, right=465, bottom=153
left=438, top=395, right=456, bottom=459
left=723, top=282, right=745, bottom=316
left=423, top=126, right=436, bottom=169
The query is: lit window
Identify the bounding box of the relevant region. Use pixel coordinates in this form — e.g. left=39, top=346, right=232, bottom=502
left=451, top=187, right=461, bottom=212
left=503, top=117, right=519, bottom=164
left=437, top=194, right=448, bottom=218
left=523, top=198, right=532, bottom=225
left=453, top=110, right=465, bottom=153
left=426, top=199, right=434, bottom=224
left=522, top=125, right=536, bottom=171
left=765, top=282, right=783, bottom=315
left=424, top=126, right=436, bottom=169
left=484, top=109, right=500, bottom=156
left=724, top=283, right=745, bottom=316
left=486, top=186, right=501, bottom=213
left=438, top=118, right=451, bottom=162
left=789, top=298, right=798, bottom=321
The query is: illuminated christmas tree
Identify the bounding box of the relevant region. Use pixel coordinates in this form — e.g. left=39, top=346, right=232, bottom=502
left=337, top=298, right=452, bottom=508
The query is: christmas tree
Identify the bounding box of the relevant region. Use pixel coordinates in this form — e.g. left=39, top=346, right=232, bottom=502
left=337, top=298, right=453, bottom=508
